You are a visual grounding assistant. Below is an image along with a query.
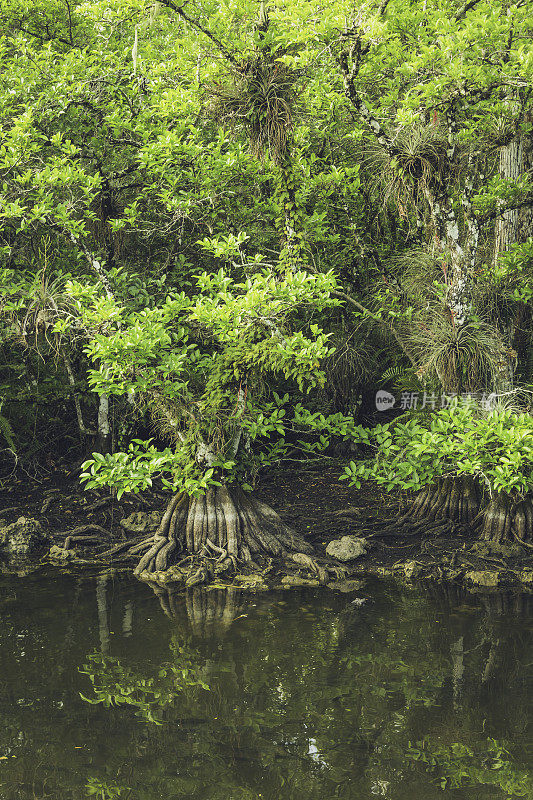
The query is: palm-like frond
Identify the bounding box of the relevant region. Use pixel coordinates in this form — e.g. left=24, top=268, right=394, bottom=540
left=319, top=328, right=378, bottom=412
left=0, top=412, right=16, bottom=452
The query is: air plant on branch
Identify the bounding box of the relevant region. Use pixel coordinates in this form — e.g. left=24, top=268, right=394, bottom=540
left=362, top=123, right=454, bottom=210
left=209, top=58, right=301, bottom=164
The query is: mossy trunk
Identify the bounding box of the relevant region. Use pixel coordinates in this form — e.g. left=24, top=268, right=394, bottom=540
left=127, top=485, right=313, bottom=576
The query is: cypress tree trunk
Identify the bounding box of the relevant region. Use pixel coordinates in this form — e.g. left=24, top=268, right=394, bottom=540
left=364, top=479, right=532, bottom=543
left=494, top=135, right=526, bottom=260
left=123, top=485, right=314, bottom=577
left=474, top=493, right=533, bottom=544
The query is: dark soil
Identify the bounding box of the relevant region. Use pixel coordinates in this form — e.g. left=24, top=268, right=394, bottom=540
left=1, top=462, right=533, bottom=591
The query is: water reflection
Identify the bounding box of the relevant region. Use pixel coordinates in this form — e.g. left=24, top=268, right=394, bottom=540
left=147, top=580, right=264, bottom=635
left=0, top=573, right=530, bottom=800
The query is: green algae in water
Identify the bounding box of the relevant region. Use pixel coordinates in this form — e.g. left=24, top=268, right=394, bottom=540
left=0, top=574, right=531, bottom=800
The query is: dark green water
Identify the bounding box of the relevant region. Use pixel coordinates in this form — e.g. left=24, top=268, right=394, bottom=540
left=0, top=572, right=531, bottom=800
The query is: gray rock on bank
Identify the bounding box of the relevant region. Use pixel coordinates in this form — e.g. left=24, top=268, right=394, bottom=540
left=325, top=535, right=368, bottom=562
left=120, top=511, right=162, bottom=534
left=0, top=517, right=48, bottom=556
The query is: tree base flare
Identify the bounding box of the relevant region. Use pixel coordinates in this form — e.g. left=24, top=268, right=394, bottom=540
left=474, top=495, right=533, bottom=544
left=409, top=476, right=481, bottom=525
left=118, top=486, right=319, bottom=579
left=360, top=480, right=533, bottom=546
left=358, top=477, right=481, bottom=540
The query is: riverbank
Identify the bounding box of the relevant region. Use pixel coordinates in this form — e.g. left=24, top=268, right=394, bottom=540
left=1, top=462, right=533, bottom=591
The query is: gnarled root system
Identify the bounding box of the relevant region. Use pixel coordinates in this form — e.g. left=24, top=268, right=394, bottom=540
left=357, top=477, right=481, bottom=540
left=114, top=486, right=326, bottom=582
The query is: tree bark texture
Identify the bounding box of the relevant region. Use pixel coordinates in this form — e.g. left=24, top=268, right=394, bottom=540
left=122, top=486, right=314, bottom=577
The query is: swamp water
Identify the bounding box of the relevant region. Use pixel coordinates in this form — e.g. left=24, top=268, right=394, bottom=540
left=0, top=572, right=531, bottom=800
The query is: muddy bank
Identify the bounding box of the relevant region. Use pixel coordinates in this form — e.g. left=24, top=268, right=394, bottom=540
left=1, top=463, right=532, bottom=591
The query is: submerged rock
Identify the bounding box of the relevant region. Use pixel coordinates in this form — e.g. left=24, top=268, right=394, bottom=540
left=119, top=510, right=162, bottom=534
left=325, top=536, right=367, bottom=562
left=0, top=517, right=47, bottom=556
left=326, top=579, right=366, bottom=593
left=403, top=561, right=422, bottom=579
left=464, top=570, right=500, bottom=588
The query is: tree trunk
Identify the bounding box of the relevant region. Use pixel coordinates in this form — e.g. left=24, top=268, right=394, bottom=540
left=492, top=130, right=533, bottom=392
left=405, top=480, right=533, bottom=542
left=474, top=493, right=533, bottom=543
left=124, top=485, right=314, bottom=578
left=363, top=479, right=532, bottom=543
left=494, top=136, right=525, bottom=261
left=96, top=394, right=111, bottom=454
left=401, top=475, right=480, bottom=527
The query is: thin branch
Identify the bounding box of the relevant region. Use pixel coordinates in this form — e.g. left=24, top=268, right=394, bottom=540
left=155, top=0, right=241, bottom=69
left=13, top=22, right=79, bottom=49
left=62, top=228, right=114, bottom=299
left=480, top=197, right=533, bottom=224
left=455, top=0, right=482, bottom=21
left=305, top=263, right=416, bottom=367
left=337, top=45, right=393, bottom=152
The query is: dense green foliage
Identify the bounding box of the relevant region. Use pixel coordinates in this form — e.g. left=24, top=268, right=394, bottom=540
left=0, top=0, right=532, bottom=516
left=343, top=404, right=533, bottom=497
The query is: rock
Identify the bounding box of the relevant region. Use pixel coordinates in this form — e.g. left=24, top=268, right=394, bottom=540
left=326, top=536, right=367, bottom=562
left=464, top=570, right=500, bottom=588
left=233, top=574, right=268, bottom=590
left=119, top=511, right=162, bottom=534
left=48, top=545, right=76, bottom=561
left=0, top=517, right=47, bottom=556
left=326, top=579, right=366, bottom=593
left=281, top=576, right=320, bottom=587
left=403, top=561, right=422, bottom=579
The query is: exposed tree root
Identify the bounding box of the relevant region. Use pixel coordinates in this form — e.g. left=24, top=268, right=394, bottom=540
left=111, top=486, right=329, bottom=584
left=407, top=476, right=481, bottom=525
left=360, top=480, right=533, bottom=546
left=354, top=477, right=482, bottom=541
left=51, top=524, right=112, bottom=539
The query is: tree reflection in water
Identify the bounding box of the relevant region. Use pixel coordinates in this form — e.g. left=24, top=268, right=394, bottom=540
left=0, top=575, right=530, bottom=799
